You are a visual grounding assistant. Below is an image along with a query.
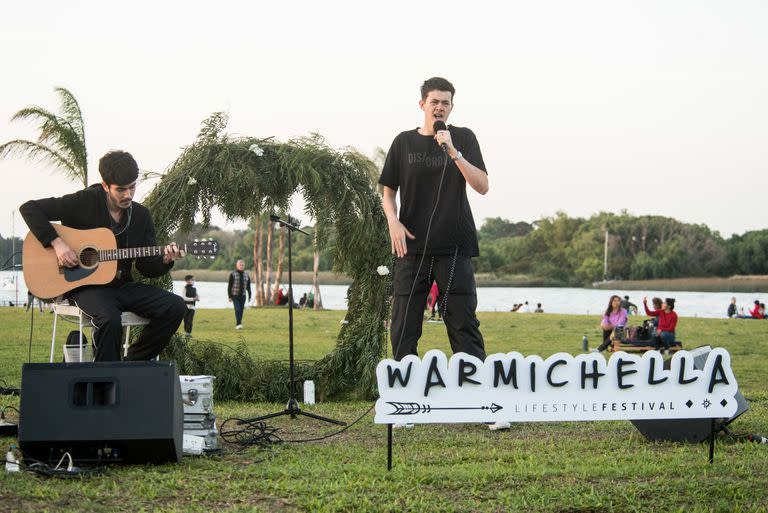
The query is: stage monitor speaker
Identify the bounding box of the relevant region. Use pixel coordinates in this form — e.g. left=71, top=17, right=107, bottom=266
left=19, top=361, right=182, bottom=464
left=631, top=345, right=749, bottom=442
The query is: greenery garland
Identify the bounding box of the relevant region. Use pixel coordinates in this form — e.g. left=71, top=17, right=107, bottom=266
left=145, top=112, right=391, bottom=399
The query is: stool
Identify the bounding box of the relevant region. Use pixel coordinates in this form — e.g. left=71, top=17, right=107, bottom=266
left=50, top=302, right=151, bottom=362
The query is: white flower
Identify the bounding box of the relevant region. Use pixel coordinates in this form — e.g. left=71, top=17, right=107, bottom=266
left=249, top=143, right=265, bottom=157
left=188, top=177, right=198, bottom=185
left=376, top=265, right=390, bottom=276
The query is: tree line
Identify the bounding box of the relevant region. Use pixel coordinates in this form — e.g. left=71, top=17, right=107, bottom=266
left=6, top=211, right=764, bottom=287
left=475, top=212, right=768, bottom=285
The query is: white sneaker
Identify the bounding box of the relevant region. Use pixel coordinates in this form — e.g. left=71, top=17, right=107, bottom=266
left=236, top=324, right=243, bottom=330
left=392, top=423, right=414, bottom=429
left=489, top=421, right=511, bottom=431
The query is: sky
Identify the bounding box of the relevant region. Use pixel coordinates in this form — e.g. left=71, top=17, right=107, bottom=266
left=1, top=0, right=766, bottom=240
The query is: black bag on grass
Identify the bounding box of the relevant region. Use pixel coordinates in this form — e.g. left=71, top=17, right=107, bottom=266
left=65, top=330, right=89, bottom=348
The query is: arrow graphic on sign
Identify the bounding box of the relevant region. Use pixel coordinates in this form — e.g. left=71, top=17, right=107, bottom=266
left=386, top=401, right=503, bottom=415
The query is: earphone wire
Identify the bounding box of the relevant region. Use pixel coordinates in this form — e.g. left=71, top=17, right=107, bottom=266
left=111, top=205, right=133, bottom=236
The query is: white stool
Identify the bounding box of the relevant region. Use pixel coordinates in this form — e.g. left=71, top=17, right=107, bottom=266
left=50, top=302, right=151, bottom=362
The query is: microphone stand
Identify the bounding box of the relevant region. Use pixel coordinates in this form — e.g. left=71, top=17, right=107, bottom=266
left=243, top=215, right=345, bottom=426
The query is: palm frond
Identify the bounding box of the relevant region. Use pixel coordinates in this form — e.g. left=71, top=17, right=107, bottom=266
left=0, top=139, right=80, bottom=182
left=54, top=87, right=85, bottom=140
left=7, top=99, right=88, bottom=187
left=54, top=87, right=87, bottom=179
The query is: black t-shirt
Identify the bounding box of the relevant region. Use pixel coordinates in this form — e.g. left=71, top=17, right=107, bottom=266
left=378, top=126, right=486, bottom=256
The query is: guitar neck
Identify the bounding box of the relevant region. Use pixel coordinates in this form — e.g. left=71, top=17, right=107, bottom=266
left=98, top=245, right=178, bottom=262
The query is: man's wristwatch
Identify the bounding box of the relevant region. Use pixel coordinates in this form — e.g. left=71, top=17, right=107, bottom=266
left=451, top=150, right=463, bottom=161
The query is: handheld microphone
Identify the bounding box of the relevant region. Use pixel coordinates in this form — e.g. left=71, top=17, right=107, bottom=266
left=433, top=120, right=447, bottom=151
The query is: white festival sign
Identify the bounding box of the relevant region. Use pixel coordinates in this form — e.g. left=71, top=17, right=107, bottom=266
left=374, top=349, right=738, bottom=424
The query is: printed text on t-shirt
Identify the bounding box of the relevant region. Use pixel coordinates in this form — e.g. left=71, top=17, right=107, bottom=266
left=407, top=152, right=446, bottom=167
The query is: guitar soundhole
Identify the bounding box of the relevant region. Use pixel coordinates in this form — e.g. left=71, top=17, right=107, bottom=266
left=79, top=247, right=99, bottom=268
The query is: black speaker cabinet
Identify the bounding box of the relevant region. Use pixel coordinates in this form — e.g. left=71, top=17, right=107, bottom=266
left=631, top=345, right=749, bottom=442
left=19, top=361, right=182, bottom=464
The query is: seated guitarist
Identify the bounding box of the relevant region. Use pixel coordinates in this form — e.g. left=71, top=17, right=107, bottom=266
left=20, top=150, right=186, bottom=361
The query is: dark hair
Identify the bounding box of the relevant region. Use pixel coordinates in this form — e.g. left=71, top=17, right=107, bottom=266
left=665, top=297, right=676, bottom=311
left=605, top=295, right=622, bottom=316
left=421, top=77, right=455, bottom=101
left=99, top=150, right=139, bottom=185
left=652, top=297, right=662, bottom=310
left=184, top=275, right=194, bottom=281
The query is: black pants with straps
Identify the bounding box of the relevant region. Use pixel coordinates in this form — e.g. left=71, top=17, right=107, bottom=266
left=390, top=254, right=485, bottom=361
left=68, top=281, right=186, bottom=361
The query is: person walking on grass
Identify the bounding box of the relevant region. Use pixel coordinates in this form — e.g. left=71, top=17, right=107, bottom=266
left=182, top=274, right=199, bottom=337
left=227, top=259, right=251, bottom=329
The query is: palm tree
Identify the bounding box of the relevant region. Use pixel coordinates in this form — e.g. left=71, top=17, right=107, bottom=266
left=0, top=87, right=88, bottom=188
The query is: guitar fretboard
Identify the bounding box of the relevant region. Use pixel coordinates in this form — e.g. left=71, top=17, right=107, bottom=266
left=98, top=246, right=167, bottom=261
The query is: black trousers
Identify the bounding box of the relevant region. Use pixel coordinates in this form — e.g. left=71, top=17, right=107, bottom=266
left=68, top=282, right=186, bottom=362
left=183, top=307, right=195, bottom=334
left=598, top=328, right=613, bottom=351
left=390, top=254, right=485, bottom=361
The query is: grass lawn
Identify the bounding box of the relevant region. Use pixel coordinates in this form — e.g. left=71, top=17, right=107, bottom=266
left=0, top=306, right=766, bottom=512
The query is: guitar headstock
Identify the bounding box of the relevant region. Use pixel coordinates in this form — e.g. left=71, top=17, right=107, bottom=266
left=185, top=239, right=220, bottom=259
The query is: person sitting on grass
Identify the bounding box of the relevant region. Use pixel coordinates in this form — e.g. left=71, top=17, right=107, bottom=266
left=749, top=300, right=764, bottom=319
left=597, top=295, right=627, bottom=352
left=644, top=296, right=678, bottom=353
left=649, top=297, right=662, bottom=330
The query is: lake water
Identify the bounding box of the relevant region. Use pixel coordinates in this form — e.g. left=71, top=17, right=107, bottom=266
left=3, top=270, right=764, bottom=319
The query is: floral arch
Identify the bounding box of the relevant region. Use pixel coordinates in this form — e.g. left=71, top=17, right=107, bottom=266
left=145, top=113, right=390, bottom=398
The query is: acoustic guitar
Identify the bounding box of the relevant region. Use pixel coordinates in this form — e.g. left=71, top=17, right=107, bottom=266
left=23, top=224, right=219, bottom=299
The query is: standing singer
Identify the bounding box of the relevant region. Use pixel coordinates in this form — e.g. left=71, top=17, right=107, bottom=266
left=379, top=77, right=489, bottom=362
